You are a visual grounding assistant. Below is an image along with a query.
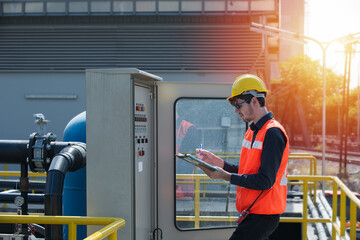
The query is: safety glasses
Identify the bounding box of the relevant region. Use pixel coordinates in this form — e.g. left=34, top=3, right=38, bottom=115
left=234, top=98, right=251, bottom=110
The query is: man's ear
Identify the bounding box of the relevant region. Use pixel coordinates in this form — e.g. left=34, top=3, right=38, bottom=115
left=251, top=97, right=257, bottom=104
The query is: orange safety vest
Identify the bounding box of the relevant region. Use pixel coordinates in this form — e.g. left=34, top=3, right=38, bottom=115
left=236, top=119, right=289, bottom=215
left=176, top=119, right=194, bottom=153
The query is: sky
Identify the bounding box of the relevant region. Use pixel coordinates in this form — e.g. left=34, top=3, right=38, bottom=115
left=305, top=0, right=360, bottom=88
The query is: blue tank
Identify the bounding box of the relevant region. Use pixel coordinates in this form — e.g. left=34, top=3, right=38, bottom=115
left=62, top=111, right=86, bottom=239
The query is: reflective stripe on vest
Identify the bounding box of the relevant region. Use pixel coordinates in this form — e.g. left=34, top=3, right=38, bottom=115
left=280, top=163, right=288, bottom=186
left=252, top=141, right=263, bottom=150
left=236, top=119, right=289, bottom=215
left=242, top=139, right=251, bottom=149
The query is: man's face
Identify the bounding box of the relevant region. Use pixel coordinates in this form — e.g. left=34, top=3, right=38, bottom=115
left=234, top=97, right=254, bottom=122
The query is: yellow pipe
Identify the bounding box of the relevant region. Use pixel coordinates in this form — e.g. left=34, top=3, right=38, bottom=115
left=334, top=177, right=360, bottom=207
left=340, top=191, right=346, bottom=237
left=85, top=219, right=125, bottom=240
left=288, top=155, right=317, bottom=203
left=0, top=215, right=120, bottom=225
left=0, top=171, right=46, bottom=177
left=350, top=201, right=356, bottom=239
left=175, top=174, right=360, bottom=240
left=194, top=176, right=200, bottom=228
left=302, top=180, right=308, bottom=240
left=177, top=216, right=333, bottom=223
left=68, top=221, right=77, bottom=240
left=108, top=233, right=118, bottom=240
left=332, top=181, right=338, bottom=240
left=0, top=215, right=125, bottom=240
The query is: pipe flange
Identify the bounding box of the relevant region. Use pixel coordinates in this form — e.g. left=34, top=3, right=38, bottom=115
left=28, top=132, right=56, bottom=172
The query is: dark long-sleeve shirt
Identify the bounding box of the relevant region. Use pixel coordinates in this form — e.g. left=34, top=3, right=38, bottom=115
left=223, top=112, right=287, bottom=190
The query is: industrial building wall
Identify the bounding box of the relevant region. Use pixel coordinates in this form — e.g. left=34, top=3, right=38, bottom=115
left=0, top=71, right=240, bottom=140
left=0, top=72, right=85, bottom=140
left=0, top=16, right=267, bottom=140
left=0, top=19, right=264, bottom=71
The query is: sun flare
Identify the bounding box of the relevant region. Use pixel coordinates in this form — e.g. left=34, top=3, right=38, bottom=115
left=306, top=0, right=360, bottom=41
left=306, top=0, right=360, bottom=88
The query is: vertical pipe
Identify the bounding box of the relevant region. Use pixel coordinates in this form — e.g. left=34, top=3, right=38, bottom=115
left=20, top=162, right=29, bottom=215
left=312, top=157, right=317, bottom=204
left=194, top=176, right=200, bottom=228
left=20, top=161, right=29, bottom=236
left=340, top=49, right=348, bottom=174
left=358, top=73, right=360, bottom=146
left=331, top=181, right=338, bottom=240
left=322, top=47, right=327, bottom=193
left=350, top=201, right=356, bottom=239
left=309, top=158, right=314, bottom=201
left=302, top=180, right=308, bottom=240
left=340, top=191, right=346, bottom=237
left=68, top=222, right=77, bottom=240
left=108, top=233, right=117, bottom=240
left=344, top=44, right=352, bottom=170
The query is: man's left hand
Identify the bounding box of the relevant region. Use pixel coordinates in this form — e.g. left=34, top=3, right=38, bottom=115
left=200, top=166, right=231, bottom=181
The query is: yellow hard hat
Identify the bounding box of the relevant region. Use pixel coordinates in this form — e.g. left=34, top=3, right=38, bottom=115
left=227, top=74, right=268, bottom=101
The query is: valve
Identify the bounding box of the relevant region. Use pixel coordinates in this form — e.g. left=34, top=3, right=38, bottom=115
left=28, top=114, right=57, bottom=172
left=33, top=113, right=49, bottom=136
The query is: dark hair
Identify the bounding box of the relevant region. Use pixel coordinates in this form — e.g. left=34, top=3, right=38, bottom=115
left=230, top=94, right=266, bottom=107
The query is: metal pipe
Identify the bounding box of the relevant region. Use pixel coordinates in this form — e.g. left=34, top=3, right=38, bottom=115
left=0, top=140, right=28, bottom=164
left=316, top=193, right=333, bottom=239
left=19, top=160, right=29, bottom=236
left=0, top=192, right=44, bottom=204
left=0, top=139, right=85, bottom=239
left=318, top=193, right=350, bottom=240
left=45, top=143, right=86, bottom=240
left=344, top=44, right=352, bottom=171
left=307, top=195, right=328, bottom=240
left=0, top=180, right=45, bottom=191
left=0, top=140, right=83, bottom=165
left=20, top=162, right=29, bottom=214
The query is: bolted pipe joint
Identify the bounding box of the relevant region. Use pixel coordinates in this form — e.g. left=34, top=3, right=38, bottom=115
left=44, top=143, right=86, bottom=240
left=45, top=142, right=86, bottom=198
left=49, top=143, right=86, bottom=174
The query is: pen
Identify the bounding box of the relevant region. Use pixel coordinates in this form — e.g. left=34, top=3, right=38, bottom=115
left=199, top=144, right=203, bottom=156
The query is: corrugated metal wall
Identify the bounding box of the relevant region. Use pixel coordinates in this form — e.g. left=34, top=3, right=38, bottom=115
left=0, top=24, right=264, bottom=71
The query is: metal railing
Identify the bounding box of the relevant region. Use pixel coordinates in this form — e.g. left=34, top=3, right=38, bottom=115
left=180, top=153, right=318, bottom=201
left=288, top=153, right=318, bottom=203
left=0, top=170, right=46, bottom=178
left=176, top=174, right=360, bottom=239
left=176, top=152, right=359, bottom=240
left=0, top=169, right=46, bottom=194
left=0, top=215, right=126, bottom=240
left=0, top=170, right=126, bottom=239
left=286, top=175, right=360, bottom=240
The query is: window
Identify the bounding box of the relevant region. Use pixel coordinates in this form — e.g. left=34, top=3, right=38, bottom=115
left=175, top=97, right=246, bottom=230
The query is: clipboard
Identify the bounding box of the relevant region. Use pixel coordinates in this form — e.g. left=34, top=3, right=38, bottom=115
left=176, top=153, right=218, bottom=171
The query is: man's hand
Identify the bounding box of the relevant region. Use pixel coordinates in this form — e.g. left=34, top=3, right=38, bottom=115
left=200, top=165, right=231, bottom=181
left=196, top=149, right=224, bottom=168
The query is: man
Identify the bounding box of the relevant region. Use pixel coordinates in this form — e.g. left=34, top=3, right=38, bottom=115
left=197, top=74, right=289, bottom=240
